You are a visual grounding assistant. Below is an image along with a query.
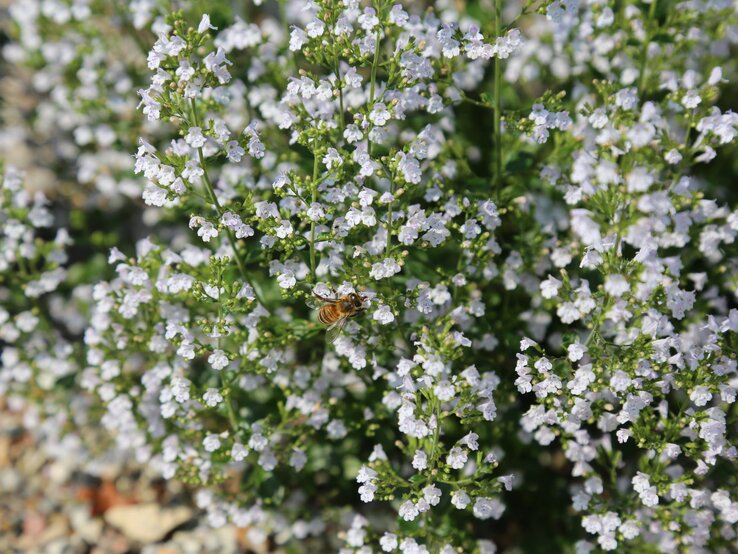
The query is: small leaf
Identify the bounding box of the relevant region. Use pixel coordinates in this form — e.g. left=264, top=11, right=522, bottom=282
left=479, top=92, right=495, bottom=106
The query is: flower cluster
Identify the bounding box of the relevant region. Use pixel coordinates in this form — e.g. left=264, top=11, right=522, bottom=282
left=0, top=165, right=86, bottom=430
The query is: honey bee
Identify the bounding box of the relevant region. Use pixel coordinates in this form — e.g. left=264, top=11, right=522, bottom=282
left=307, top=290, right=368, bottom=343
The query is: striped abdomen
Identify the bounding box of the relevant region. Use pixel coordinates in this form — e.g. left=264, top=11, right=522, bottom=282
left=319, top=304, right=342, bottom=325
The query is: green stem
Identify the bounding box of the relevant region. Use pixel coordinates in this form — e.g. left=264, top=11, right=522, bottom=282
left=189, top=99, right=267, bottom=307
left=310, top=152, right=319, bottom=281
left=385, top=180, right=394, bottom=256
left=426, top=398, right=441, bottom=481
left=368, top=30, right=381, bottom=157
left=216, top=297, right=240, bottom=433
left=637, top=0, right=658, bottom=98
left=223, top=373, right=240, bottom=433
left=461, top=95, right=495, bottom=110
left=278, top=0, right=289, bottom=39
left=421, top=397, right=442, bottom=547
left=492, top=0, right=503, bottom=192
left=671, top=109, right=695, bottom=187
left=336, top=59, right=346, bottom=133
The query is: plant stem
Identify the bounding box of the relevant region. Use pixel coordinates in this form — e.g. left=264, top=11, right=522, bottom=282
left=461, top=95, right=495, bottom=110
left=335, top=59, right=346, bottom=133
left=385, top=179, right=394, bottom=256
left=368, top=30, right=381, bottom=157
left=492, top=0, right=503, bottom=192
left=310, top=152, right=319, bottom=281
left=637, top=0, right=658, bottom=98
left=278, top=0, right=289, bottom=40
left=224, top=373, right=240, bottom=432
left=216, top=297, right=240, bottom=433
left=189, top=98, right=267, bottom=307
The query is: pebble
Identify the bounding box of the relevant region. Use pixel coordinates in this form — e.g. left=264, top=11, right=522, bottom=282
left=104, top=503, right=193, bottom=543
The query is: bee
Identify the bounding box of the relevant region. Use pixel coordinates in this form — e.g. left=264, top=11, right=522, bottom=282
left=307, top=290, right=368, bottom=343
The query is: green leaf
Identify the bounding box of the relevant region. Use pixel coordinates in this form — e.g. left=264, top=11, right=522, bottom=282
left=479, top=92, right=495, bottom=106
left=505, top=151, right=536, bottom=174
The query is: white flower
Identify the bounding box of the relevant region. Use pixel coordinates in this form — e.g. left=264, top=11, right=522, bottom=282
left=665, top=149, right=683, bottom=165
left=275, top=220, right=293, bottom=238
left=520, top=336, right=538, bottom=350
left=208, top=349, right=229, bottom=370
left=397, top=153, right=421, bottom=184
left=203, top=388, right=223, bottom=407
left=451, top=490, right=470, bottom=509
left=369, top=103, right=391, bottom=126
left=473, top=497, right=504, bottom=520
left=632, top=472, right=659, bottom=507
left=289, top=449, right=307, bottom=471
left=356, top=465, right=377, bottom=484
left=249, top=433, right=268, bottom=451
left=198, top=14, right=217, bottom=34
left=143, top=184, right=167, bottom=206
left=358, top=7, right=379, bottom=31
left=289, top=27, right=307, bottom=51
left=540, top=276, right=562, bottom=299
left=423, top=484, right=442, bottom=506
left=344, top=124, right=363, bottom=143
left=197, top=222, right=218, bottom=242
left=258, top=449, right=277, bottom=471
left=434, top=380, right=455, bottom=401
left=203, top=434, right=221, bottom=452
left=604, top=274, right=630, bottom=297
left=231, top=442, right=249, bottom=461
left=306, top=203, right=324, bottom=221
left=359, top=482, right=376, bottom=503
left=370, top=258, right=401, bottom=280
left=446, top=446, right=468, bottom=469
left=373, top=304, right=394, bottom=325
left=327, top=419, right=347, bottom=439
left=398, top=500, right=419, bottom=521
left=226, top=141, right=245, bottom=162
left=185, top=126, right=207, bottom=148
left=247, top=135, right=265, bottom=159
left=306, top=18, right=325, bottom=38
left=682, top=90, right=702, bottom=109
left=690, top=386, right=712, bottom=407
left=277, top=271, right=296, bottom=289
left=380, top=533, right=398, bottom=552
left=460, top=432, right=479, bottom=451
left=322, top=148, right=343, bottom=169
left=182, top=160, right=204, bottom=182
left=412, top=450, right=428, bottom=470
left=568, top=342, right=587, bottom=362
left=614, top=87, right=638, bottom=110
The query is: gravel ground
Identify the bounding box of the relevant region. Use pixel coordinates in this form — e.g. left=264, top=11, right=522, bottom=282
left=0, top=401, right=268, bottom=553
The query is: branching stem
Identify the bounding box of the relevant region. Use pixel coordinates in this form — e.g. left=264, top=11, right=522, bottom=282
left=492, top=0, right=503, bottom=192
left=368, top=30, right=381, bottom=157
left=189, top=98, right=267, bottom=307
left=310, top=152, right=319, bottom=281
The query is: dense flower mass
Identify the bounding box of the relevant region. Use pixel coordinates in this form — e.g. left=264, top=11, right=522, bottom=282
left=2, top=0, right=738, bottom=551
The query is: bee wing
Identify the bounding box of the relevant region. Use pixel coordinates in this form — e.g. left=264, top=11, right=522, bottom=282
left=305, top=296, right=325, bottom=309
left=325, top=316, right=349, bottom=344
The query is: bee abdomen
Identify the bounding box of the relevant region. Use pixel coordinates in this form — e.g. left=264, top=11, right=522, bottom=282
left=319, top=306, right=337, bottom=325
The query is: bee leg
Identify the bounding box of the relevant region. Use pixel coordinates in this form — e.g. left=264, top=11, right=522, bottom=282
left=314, top=292, right=338, bottom=303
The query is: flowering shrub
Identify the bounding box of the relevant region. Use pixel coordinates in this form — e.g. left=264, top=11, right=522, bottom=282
left=3, top=0, right=738, bottom=551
